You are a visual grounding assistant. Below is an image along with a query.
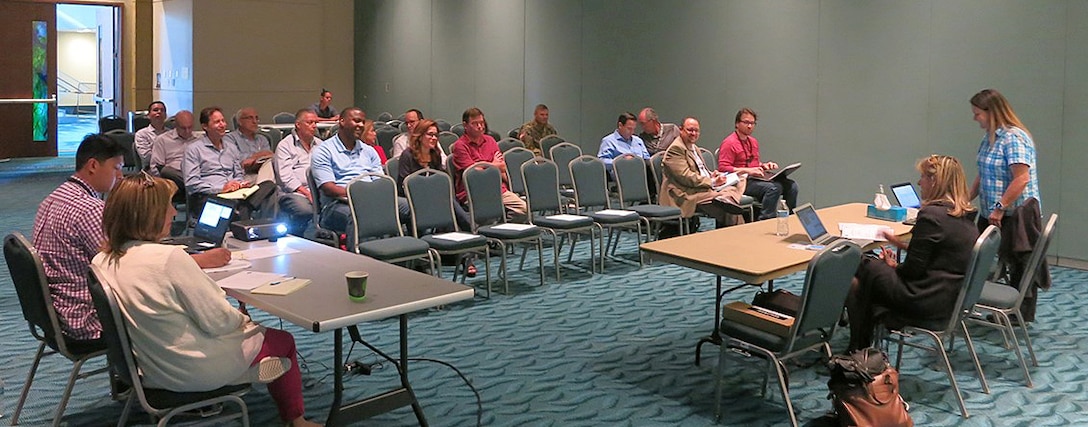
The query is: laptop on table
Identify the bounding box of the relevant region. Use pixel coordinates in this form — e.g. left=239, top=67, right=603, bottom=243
left=889, top=182, right=921, bottom=225
left=162, top=197, right=237, bottom=253
left=793, top=203, right=873, bottom=247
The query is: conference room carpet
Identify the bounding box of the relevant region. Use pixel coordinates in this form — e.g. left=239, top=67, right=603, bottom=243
left=2, top=171, right=1085, bottom=426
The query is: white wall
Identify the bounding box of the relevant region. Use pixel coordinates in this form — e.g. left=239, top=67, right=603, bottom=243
left=57, top=31, right=98, bottom=109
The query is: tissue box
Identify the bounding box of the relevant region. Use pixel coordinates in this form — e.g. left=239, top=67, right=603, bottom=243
left=866, top=205, right=907, bottom=222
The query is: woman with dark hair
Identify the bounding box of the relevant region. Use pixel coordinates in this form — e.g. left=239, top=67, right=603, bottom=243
left=845, top=155, right=980, bottom=350
left=312, top=89, right=339, bottom=121
left=91, top=173, right=322, bottom=427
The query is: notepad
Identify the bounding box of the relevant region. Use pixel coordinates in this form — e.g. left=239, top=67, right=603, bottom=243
left=545, top=214, right=585, bottom=222
left=251, top=278, right=311, bottom=295
left=594, top=209, right=636, bottom=216
left=490, top=223, right=535, bottom=231
left=432, top=232, right=479, bottom=242
left=217, top=186, right=260, bottom=200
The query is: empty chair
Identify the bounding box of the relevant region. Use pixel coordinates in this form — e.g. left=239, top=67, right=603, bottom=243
left=450, top=122, right=465, bottom=136
left=463, top=162, right=545, bottom=294
left=376, top=125, right=400, bottom=159
left=272, top=112, right=295, bottom=124
left=568, top=155, right=643, bottom=269
left=435, top=119, right=452, bottom=132
left=403, top=168, right=491, bottom=288
left=438, top=131, right=459, bottom=157
left=99, top=114, right=127, bottom=133
left=486, top=129, right=502, bottom=142
left=88, top=265, right=251, bottom=427
left=508, top=126, right=520, bottom=138
left=883, top=225, right=1001, bottom=418
left=521, top=157, right=602, bottom=281
left=347, top=173, right=438, bottom=274
left=105, top=129, right=142, bottom=173
left=969, top=213, right=1057, bottom=387
left=498, top=137, right=525, bottom=153
left=376, top=111, right=393, bottom=122
left=503, top=147, right=535, bottom=196
left=539, top=134, right=564, bottom=160
left=3, top=232, right=109, bottom=426
left=714, top=241, right=863, bottom=427
left=549, top=142, right=582, bottom=192
left=613, top=153, right=685, bottom=240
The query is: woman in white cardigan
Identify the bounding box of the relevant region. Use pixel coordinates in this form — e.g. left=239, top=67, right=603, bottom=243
left=92, top=172, right=321, bottom=427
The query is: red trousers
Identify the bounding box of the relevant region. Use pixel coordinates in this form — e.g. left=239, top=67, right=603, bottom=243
left=250, top=328, right=305, bottom=422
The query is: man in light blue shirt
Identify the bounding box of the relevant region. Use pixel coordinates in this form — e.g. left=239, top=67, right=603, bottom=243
left=598, top=112, right=650, bottom=172
left=311, top=107, right=408, bottom=239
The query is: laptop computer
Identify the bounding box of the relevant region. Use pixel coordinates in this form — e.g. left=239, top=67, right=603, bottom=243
left=889, top=182, right=921, bottom=225
left=794, top=203, right=872, bottom=247
left=163, top=197, right=237, bottom=253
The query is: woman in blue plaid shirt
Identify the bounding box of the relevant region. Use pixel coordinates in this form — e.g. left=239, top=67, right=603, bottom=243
left=968, top=89, right=1040, bottom=230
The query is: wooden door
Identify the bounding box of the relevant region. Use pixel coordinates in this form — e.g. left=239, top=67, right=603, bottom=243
left=0, top=1, right=58, bottom=159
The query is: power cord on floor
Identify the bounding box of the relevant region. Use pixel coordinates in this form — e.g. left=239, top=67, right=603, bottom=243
left=409, top=357, right=482, bottom=427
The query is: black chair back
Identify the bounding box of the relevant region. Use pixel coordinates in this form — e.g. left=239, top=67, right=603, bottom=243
left=3, top=233, right=61, bottom=350
left=99, top=114, right=126, bottom=133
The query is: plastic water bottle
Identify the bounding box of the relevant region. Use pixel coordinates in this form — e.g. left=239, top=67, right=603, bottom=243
left=775, top=199, right=790, bottom=236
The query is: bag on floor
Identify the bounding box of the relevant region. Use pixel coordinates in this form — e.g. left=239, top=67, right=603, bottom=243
left=826, top=348, right=913, bottom=427
left=751, top=289, right=800, bottom=317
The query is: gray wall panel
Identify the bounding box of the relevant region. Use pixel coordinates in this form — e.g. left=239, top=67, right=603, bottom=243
left=1059, top=1, right=1087, bottom=260
left=524, top=0, right=582, bottom=145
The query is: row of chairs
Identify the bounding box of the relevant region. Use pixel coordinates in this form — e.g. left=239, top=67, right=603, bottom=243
left=713, top=214, right=1057, bottom=426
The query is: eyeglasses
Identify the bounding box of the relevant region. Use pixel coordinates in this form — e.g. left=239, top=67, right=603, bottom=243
left=424, top=132, right=439, bottom=138
left=740, top=120, right=757, bottom=126
left=683, top=128, right=700, bottom=133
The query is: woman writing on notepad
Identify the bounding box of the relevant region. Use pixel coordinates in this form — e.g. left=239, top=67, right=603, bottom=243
left=845, top=155, right=979, bottom=350
left=91, top=173, right=322, bottom=427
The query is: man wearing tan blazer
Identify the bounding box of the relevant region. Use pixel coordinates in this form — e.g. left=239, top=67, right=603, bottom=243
left=660, top=117, right=747, bottom=229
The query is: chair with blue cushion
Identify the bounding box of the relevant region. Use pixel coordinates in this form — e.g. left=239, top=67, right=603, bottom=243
left=503, top=147, right=535, bottom=197
left=3, top=232, right=109, bottom=427
left=549, top=142, right=581, bottom=195
left=539, top=134, right=565, bottom=160
left=403, top=168, right=491, bottom=289
left=714, top=240, right=862, bottom=427
left=438, top=131, right=459, bottom=158
left=272, top=112, right=295, bottom=124
left=521, top=158, right=602, bottom=281
left=463, top=162, right=545, bottom=294
left=968, top=214, right=1057, bottom=387
left=883, top=225, right=1001, bottom=418
left=568, top=155, right=643, bottom=269
left=613, top=154, right=685, bottom=239
left=497, top=137, right=524, bottom=153
left=347, top=173, right=438, bottom=275
left=88, top=264, right=251, bottom=427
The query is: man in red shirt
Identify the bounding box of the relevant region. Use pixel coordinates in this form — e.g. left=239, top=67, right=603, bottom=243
left=450, top=107, right=527, bottom=220
left=717, top=108, right=798, bottom=220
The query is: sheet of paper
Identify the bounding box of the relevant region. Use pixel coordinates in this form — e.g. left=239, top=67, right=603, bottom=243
left=233, top=245, right=301, bottom=261
left=251, top=278, right=311, bottom=296
left=491, top=223, right=536, bottom=231
left=201, top=259, right=251, bottom=274
left=838, top=222, right=892, bottom=241
left=432, top=232, right=479, bottom=242
left=546, top=214, right=586, bottom=222
left=216, top=271, right=288, bottom=290
left=595, top=209, right=636, bottom=216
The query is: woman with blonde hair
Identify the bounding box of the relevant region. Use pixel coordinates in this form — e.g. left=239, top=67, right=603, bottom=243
left=361, top=119, right=388, bottom=165
left=845, top=155, right=980, bottom=350
left=91, top=173, right=322, bottom=427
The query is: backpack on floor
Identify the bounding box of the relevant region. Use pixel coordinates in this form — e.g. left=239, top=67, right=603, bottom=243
left=826, top=348, right=913, bottom=427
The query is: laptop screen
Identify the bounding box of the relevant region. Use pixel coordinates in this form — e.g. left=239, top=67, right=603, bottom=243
left=193, top=197, right=236, bottom=242
left=890, top=182, right=921, bottom=209
left=793, top=203, right=829, bottom=241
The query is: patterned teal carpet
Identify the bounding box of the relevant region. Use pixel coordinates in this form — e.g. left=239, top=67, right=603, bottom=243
left=1, top=171, right=1085, bottom=426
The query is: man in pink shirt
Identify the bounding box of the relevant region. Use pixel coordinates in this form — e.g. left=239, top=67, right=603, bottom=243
left=450, top=107, right=527, bottom=220
left=717, top=107, right=798, bottom=220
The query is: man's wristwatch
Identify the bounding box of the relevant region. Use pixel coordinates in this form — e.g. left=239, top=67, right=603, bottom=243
left=992, top=201, right=1005, bottom=212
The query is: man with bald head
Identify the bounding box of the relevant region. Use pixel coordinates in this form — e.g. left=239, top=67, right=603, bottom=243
left=275, top=108, right=322, bottom=234
left=638, top=107, right=680, bottom=155
left=225, top=107, right=274, bottom=175
left=149, top=110, right=200, bottom=199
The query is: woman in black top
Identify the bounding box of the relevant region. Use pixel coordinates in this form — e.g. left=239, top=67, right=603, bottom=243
left=397, top=121, right=474, bottom=237
left=846, top=155, right=980, bottom=350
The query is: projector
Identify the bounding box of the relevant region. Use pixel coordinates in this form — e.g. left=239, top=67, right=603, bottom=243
left=230, top=219, right=289, bottom=242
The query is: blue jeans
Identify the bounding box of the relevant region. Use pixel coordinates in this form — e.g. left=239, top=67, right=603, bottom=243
left=746, top=178, right=799, bottom=220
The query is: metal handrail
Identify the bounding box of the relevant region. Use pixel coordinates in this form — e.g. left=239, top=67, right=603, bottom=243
left=0, top=96, right=57, bottom=104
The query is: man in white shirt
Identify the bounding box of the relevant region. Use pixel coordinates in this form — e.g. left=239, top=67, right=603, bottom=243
left=391, top=109, right=448, bottom=161
left=275, top=109, right=322, bottom=234
left=149, top=110, right=199, bottom=200
left=134, top=101, right=168, bottom=168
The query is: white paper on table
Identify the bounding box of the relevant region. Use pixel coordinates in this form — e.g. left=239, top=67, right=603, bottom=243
left=490, top=223, right=535, bottom=231
left=432, top=232, right=479, bottom=242
left=216, top=271, right=288, bottom=290
left=545, top=214, right=586, bottom=222
left=202, top=259, right=251, bottom=274
left=838, top=222, right=892, bottom=241
left=595, top=209, right=636, bottom=216
left=233, top=245, right=301, bottom=261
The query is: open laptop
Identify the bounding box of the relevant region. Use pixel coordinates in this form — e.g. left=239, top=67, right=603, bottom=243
left=889, top=182, right=921, bottom=225
left=794, top=203, right=872, bottom=247
left=162, top=197, right=237, bottom=253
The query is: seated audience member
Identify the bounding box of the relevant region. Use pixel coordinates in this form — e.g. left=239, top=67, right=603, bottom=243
left=361, top=119, right=388, bottom=165
left=312, top=89, right=339, bottom=121
left=598, top=112, right=651, bottom=173
left=33, top=134, right=229, bottom=341
left=225, top=107, right=275, bottom=176
left=391, top=109, right=448, bottom=161
left=517, top=104, right=558, bottom=156
left=450, top=107, right=527, bottom=219
left=183, top=106, right=276, bottom=220
left=149, top=110, right=200, bottom=197
left=397, top=119, right=472, bottom=232
left=846, top=155, right=979, bottom=350
left=638, top=107, right=680, bottom=155
left=275, top=109, right=323, bottom=235
left=310, top=107, right=409, bottom=242
left=134, top=101, right=169, bottom=168
left=91, top=174, right=321, bottom=427
left=659, top=117, right=747, bottom=230
left=717, top=107, right=798, bottom=220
